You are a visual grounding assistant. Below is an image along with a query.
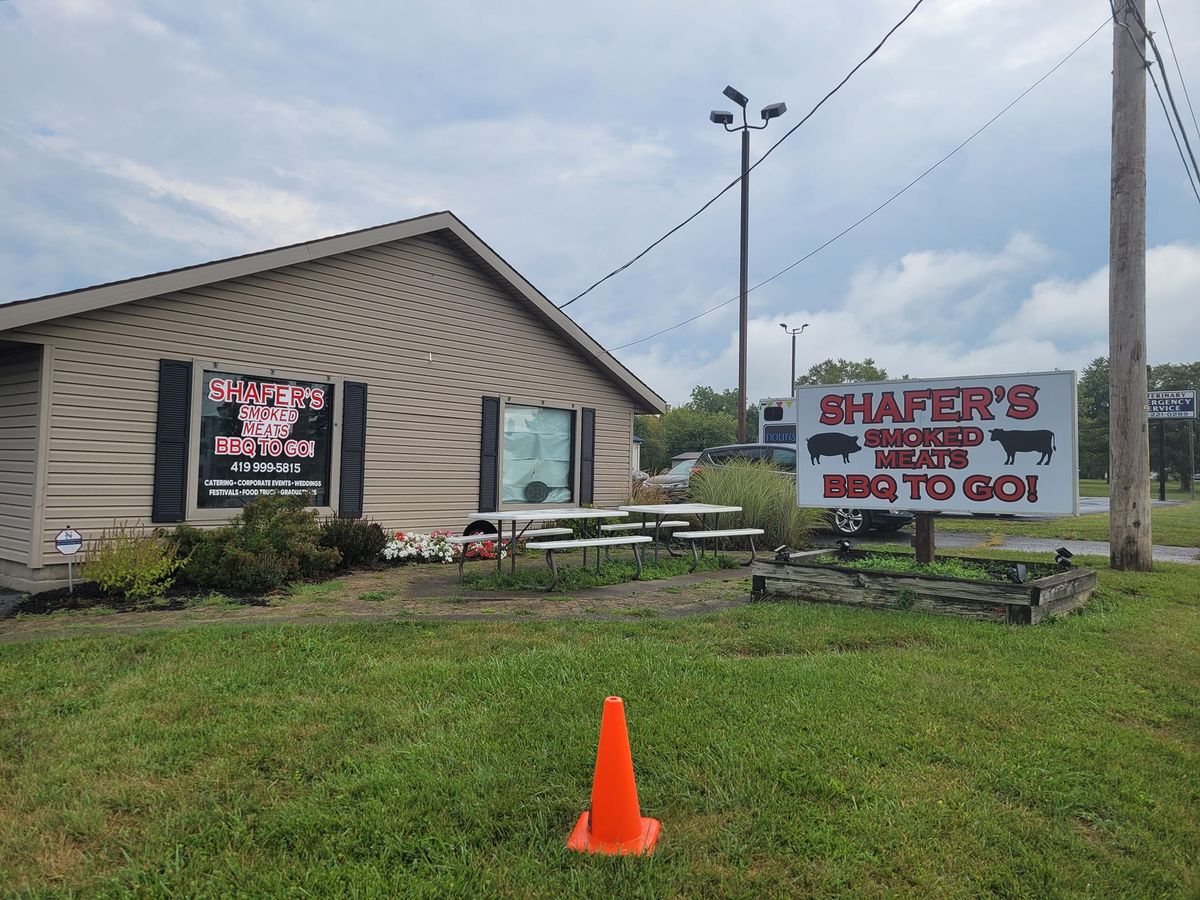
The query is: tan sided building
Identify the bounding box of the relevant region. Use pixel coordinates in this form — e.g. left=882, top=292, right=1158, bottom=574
left=0, top=212, right=666, bottom=592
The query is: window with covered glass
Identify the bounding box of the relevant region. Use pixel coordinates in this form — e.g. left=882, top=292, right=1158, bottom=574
left=501, top=404, right=575, bottom=504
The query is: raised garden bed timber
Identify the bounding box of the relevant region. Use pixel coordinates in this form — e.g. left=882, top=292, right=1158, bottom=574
left=750, top=549, right=1098, bottom=624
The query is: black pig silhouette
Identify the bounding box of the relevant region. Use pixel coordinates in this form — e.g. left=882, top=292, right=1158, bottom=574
left=989, top=428, right=1055, bottom=465
left=806, top=432, right=862, bottom=464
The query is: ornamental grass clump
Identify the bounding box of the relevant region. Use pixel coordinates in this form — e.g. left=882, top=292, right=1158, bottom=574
left=689, top=459, right=815, bottom=549
left=86, top=523, right=184, bottom=601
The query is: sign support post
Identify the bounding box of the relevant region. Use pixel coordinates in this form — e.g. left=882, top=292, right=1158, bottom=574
left=54, top=528, right=83, bottom=594
left=1191, top=415, right=1196, bottom=501
left=1159, top=420, right=1167, bottom=502
left=912, top=513, right=936, bottom=564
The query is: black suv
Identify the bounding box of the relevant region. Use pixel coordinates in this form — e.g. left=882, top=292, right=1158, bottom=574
left=693, top=443, right=913, bottom=536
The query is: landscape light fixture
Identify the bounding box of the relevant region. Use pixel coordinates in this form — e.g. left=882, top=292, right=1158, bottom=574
left=836, top=539, right=853, bottom=554
left=780, top=322, right=810, bottom=389
left=1055, top=547, right=1074, bottom=568
left=774, top=545, right=792, bottom=561
left=710, top=84, right=787, bottom=441
left=1005, top=563, right=1028, bottom=584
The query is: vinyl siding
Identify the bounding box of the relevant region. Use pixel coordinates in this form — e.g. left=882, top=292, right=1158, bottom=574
left=7, top=234, right=637, bottom=564
left=0, top=344, right=41, bottom=564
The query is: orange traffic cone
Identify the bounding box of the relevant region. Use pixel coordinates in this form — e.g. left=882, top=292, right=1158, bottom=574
left=567, top=696, right=661, bottom=855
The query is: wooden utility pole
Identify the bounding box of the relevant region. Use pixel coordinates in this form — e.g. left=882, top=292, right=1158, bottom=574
left=1108, top=0, right=1153, bottom=570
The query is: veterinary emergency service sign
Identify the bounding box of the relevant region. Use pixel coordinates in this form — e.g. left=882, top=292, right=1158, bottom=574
left=795, top=371, right=1078, bottom=516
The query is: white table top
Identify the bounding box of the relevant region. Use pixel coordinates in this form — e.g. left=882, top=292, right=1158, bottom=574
left=618, top=503, right=742, bottom=515
left=468, top=508, right=629, bottom=521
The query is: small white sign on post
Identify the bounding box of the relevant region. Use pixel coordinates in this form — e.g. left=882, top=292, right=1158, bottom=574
left=795, top=371, right=1079, bottom=517
left=55, top=528, right=83, bottom=594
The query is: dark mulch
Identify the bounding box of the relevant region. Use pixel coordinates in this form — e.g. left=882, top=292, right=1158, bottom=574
left=15, top=582, right=270, bottom=617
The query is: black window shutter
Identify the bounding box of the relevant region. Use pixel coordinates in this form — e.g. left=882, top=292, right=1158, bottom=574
left=579, top=407, right=596, bottom=505
left=151, top=359, right=192, bottom=523
left=479, top=396, right=500, bottom=512
left=339, top=381, right=368, bottom=518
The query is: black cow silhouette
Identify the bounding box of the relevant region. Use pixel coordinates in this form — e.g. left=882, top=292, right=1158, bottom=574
left=989, top=428, right=1055, bottom=465
left=806, top=432, right=862, bottom=464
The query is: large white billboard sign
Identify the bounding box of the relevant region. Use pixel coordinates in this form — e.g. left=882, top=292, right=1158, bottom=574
left=796, top=371, right=1078, bottom=516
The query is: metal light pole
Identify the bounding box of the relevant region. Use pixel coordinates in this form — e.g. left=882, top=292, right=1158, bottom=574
left=711, top=86, right=787, bottom=443
left=779, top=322, right=809, bottom=391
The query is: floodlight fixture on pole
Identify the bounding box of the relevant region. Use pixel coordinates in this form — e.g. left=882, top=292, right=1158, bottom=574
left=780, top=322, right=809, bottom=391
left=711, top=85, right=787, bottom=442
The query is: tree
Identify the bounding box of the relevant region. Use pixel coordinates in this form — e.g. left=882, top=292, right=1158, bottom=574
left=795, top=358, right=888, bottom=387
left=1077, top=357, right=1110, bottom=480
left=634, top=384, right=751, bottom=473
left=634, top=414, right=667, bottom=474
left=684, top=385, right=758, bottom=437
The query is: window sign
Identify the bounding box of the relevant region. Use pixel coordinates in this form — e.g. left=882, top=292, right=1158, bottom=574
left=197, top=370, right=334, bottom=508
left=502, top=405, right=573, bottom=503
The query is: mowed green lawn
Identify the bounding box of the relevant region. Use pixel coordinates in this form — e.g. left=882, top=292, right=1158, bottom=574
left=936, top=498, right=1200, bottom=549
left=1078, top=478, right=1194, bottom=500
left=1, top=562, right=1198, bottom=895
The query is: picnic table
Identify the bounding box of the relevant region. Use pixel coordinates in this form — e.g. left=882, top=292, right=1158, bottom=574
left=617, top=503, right=743, bottom=563
left=467, top=508, right=629, bottom=575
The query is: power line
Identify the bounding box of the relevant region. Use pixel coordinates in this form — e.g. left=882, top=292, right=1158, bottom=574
left=609, top=16, right=1113, bottom=352
left=1111, top=1, right=1200, bottom=204
left=558, top=0, right=928, bottom=310
left=1153, top=0, right=1200, bottom=145
left=1125, top=0, right=1200, bottom=188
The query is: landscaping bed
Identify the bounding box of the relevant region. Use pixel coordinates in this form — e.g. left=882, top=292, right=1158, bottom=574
left=752, top=548, right=1098, bottom=624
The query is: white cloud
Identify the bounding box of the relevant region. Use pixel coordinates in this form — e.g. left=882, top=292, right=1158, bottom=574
left=619, top=237, right=1200, bottom=406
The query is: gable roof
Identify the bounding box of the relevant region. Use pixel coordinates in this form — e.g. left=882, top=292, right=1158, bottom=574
left=0, top=211, right=666, bottom=413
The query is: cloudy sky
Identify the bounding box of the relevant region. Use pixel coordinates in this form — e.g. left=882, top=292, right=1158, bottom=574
left=2, top=0, right=1197, bottom=405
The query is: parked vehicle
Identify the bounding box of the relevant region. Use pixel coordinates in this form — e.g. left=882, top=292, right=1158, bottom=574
left=644, top=457, right=698, bottom=499
left=692, top=442, right=913, bottom=536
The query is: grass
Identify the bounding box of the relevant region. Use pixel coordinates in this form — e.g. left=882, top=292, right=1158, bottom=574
left=0, top=561, right=1197, bottom=894
left=936, top=499, right=1200, bottom=548
left=463, top=554, right=738, bottom=592
left=1079, top=477, right=1195, bottom=500
left=825, top=553, right=998, bottom=582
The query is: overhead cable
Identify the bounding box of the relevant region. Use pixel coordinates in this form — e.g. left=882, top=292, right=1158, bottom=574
left=608, top=16, right=1114, bottom=352
left=558, top=0, right=928, bottom=309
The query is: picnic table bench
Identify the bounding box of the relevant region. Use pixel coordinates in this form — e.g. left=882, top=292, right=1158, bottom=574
left=671, top=528, right=765, bottom=571
left=525, top=535, right=652, bottom=591
left=446, top=528, right=572, bottom=578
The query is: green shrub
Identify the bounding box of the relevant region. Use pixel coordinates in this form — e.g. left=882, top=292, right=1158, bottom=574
left=319, top=517, right=388, bottom=568
left=172, top=494, right=341, bottom=594
left=85, top=523, right=183, bottom=601
left=689, top=459, right=815, bottom=549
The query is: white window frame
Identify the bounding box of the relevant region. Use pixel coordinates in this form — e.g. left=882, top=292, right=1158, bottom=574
left=497, top=396, right=581, bottom=510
